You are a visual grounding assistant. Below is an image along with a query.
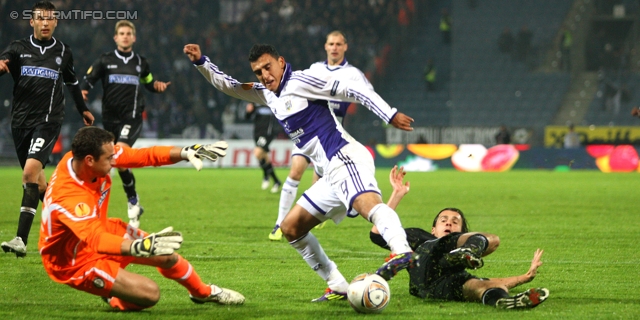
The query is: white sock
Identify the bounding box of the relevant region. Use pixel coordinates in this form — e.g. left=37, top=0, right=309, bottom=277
left=289, top=232, right=345, bottom=287
left=327, top=267, right=349, bottom=292
left=276, top=177, right=299, bottom=225
left=368, top=203, right=411, bottom=254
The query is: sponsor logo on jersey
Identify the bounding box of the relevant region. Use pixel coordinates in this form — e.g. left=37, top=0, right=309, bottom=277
left=20, top=54, right=32, bottom=58
left=74, top=203, right=91, bottom=217
left=108, top=74, right=139, bottom=85
left=289, top=128, right=304, bottom=144
left=55, top=57, right=62, bottom=65
left=107, top=64, right=118, bottom=69
left=20, top=66, right=59, bottom=80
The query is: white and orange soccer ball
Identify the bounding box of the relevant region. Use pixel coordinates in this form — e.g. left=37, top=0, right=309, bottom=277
left=347, top=273, right=391, bottom=314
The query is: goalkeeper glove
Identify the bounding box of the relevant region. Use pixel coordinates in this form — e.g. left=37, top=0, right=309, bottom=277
left=182, top=141, right=228, bottom=171
left=130, top=226, right=183, bottom=257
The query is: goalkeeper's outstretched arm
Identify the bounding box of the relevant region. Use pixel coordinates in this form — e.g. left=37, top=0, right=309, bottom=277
left=113, top=141, right=228, bottom=170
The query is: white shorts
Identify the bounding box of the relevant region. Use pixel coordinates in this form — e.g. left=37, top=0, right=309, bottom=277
left=291, top=145, right=325, bottom=177
left=296, top=142, right=381, bottom=224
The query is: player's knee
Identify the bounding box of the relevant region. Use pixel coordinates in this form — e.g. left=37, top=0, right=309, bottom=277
left=157, top=253, right=180, bottom=269
left=280, top=215, right=303, bottom=241
left=22, top=166, right=41, bottom=183
left=280, top=219, right=295, bottom=240
left=484, top=233, right=500, bottom=254
left=288, top=167, right=304, bottom=180
left=143, top=282, right=161, bottom=306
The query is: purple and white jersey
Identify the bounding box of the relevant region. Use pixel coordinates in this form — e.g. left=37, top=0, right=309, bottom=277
left=308, top=59, right=373, bottom=121
left=193, top=55, right=397, bottom=167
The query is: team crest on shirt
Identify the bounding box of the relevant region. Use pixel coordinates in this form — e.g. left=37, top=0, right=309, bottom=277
left=136, top=65, right=141, bottom=72
left=55, top=57, right=62, bottom=65
left=74, top=203, right=91, bottom=217
left=285, top=98, right=293, bottom=111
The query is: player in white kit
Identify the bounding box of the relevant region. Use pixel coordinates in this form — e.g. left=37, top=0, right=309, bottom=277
left=184, top=42, right=416, bottom=301
left=269, top=30, right=374, bottom=241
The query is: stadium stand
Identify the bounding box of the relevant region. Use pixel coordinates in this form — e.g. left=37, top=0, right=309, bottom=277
left=0, top=0, right=416, bottom=159
left=377, top=0, right=574, bottom=132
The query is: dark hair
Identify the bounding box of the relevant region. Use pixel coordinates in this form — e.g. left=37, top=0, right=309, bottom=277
left=32, top=1, right=56, bottom=11
left=248, top=44, right=279, bottom=62
left=71, top=127, right=115, bottom=160
left=432, top=207, right=469, bottom=233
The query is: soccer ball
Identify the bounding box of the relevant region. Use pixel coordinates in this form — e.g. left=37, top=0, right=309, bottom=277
left=347, top=273, right=391, bottom=314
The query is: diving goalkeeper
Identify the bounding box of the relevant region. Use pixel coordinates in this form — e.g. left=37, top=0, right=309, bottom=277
left=38, top=126, right=244, bottom=311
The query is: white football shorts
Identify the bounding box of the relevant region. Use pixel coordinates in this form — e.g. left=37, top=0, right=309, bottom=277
left=297, top=142, right=381, bottom=224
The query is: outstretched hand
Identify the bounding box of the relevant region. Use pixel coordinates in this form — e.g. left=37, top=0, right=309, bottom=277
left=390, top=112, right=414, bottom=131
left=523, top=248, right=544, bottom=283
left=631, top=106, right=640, bottom=118
left=182, top=141, right=228, bottom=171
left=389, top=165, right=410, bottom=198
left=183, top=44, right=202, bottom=63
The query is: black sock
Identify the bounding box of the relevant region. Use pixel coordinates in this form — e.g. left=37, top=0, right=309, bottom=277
left=266, top=163, right=280, bottom=184
left=463, top=234, right=489, bottom=255
left=482, top=288, right=510, bottom=306
left=17, top=183, right=39, bottom=245
left=259, top=159, right=269, bottom=180
left=118, top=169, right=137, bottom=199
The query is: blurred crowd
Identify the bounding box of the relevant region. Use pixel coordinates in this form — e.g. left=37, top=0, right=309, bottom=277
left=0, top=0, right=416, bottom=141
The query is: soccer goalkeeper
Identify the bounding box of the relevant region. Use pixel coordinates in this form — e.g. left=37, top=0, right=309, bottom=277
left=38, top=127, right=244, bottom=310
left=370, top=166, right=549, bottom=309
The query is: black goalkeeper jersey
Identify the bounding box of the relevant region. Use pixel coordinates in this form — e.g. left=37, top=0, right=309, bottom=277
left=0, top=36, right=79, bottom=128
left=81, top=50, right=154, bottom=122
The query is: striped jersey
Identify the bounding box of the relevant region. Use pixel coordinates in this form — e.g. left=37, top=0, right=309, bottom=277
left=308, top=59, right=373, bottom=121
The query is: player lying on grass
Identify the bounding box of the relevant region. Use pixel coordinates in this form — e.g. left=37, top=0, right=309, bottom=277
left=38, top=127, right=244, bottom=311
left=370, top=166, right=549, bottom=309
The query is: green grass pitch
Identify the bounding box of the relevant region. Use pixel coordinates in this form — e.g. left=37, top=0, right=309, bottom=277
left=0, top=167, right=639, bottom=319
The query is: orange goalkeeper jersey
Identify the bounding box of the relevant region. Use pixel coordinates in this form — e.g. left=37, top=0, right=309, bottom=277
left=38, top=145, right=174, bottom=282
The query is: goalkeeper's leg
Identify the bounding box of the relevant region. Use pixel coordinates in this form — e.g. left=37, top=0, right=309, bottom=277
left=151, top=254, right=212, bottom=298
left=155, top=254, right=244, bottom=305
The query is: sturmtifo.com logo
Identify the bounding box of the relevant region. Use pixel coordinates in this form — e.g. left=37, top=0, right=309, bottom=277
left=9, top=10, right=138, bottom=20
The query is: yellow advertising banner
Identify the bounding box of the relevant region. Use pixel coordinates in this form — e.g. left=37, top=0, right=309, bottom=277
left=545, top=126, right=640, bottom=148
